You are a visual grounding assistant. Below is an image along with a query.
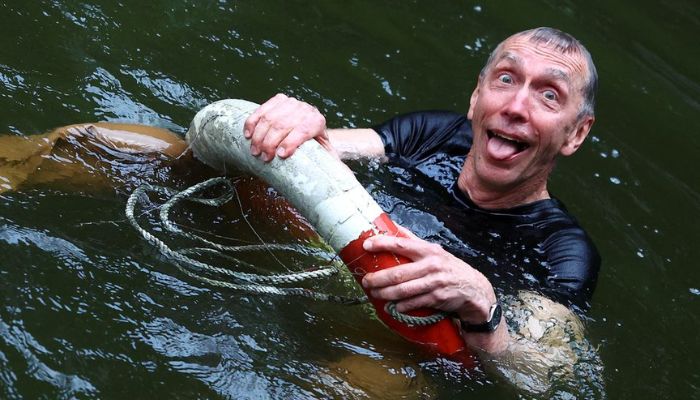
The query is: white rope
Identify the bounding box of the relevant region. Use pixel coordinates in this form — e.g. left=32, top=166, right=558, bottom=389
left=125, top=177, right=367, bottom=304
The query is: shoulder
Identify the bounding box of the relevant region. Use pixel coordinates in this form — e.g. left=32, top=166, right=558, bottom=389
left=372, top=110, right=473, bottom=162
left=532, top=200, right=601, bottom=309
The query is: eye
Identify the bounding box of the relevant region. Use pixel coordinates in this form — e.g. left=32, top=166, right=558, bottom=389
left=543, top=90, right=558, bottom=101
left=497, top=73, right=513, bottom=84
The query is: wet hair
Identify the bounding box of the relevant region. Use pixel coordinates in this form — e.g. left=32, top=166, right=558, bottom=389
left=479, top=27, right=598, bottom=120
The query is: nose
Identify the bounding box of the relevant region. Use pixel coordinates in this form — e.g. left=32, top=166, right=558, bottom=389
left=502, top=86, right=529, bottom=122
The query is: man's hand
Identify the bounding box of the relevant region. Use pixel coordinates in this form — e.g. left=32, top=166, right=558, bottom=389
left=361, top=227, right=509, bottom=352
left=243, top=93, right=336, bottom=162
left=360, top=228, right=497, bottom=325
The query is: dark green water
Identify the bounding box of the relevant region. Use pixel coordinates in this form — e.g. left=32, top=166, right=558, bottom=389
left=1, top=0, right=699, bottom=398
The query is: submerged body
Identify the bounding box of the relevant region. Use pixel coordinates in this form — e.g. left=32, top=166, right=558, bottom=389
left=0, top=122, right=186, bottom=194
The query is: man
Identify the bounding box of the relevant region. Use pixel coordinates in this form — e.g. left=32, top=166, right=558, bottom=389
left=241, top=27, right=600, bottom=358
left=1, top=27, right=603, bottom=393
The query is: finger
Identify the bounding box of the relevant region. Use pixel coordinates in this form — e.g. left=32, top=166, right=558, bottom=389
left=369, top=275, right=438, bottom=301
left=259, top=124, right=293, bottom=161
left=255, top=100, right=305, bottom=158
left=244, top=93, right=288, bottom=138
left=249, top=118, right=271, bottom=156
left=362, top=262, right=429, bottom=289
left=363, top=234, right=439, bottom=261
left=394, top=292, right=442, bottom=313
left=394, top=224, right=418, bottom=240
left=276, top=126, right=316, bottom=158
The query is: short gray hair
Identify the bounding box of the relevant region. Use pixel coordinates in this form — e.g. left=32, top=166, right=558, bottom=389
left=479, top=27, right=598, bottom=120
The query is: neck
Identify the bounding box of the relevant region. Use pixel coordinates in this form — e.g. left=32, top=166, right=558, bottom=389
left=457, top=166, right=550, bottom=210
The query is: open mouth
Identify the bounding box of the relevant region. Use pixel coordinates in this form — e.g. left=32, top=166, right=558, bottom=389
left=486, top=130, right=529, bottom=160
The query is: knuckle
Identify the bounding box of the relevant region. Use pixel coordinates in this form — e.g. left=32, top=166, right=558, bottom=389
left=396, top=237, right=408, bottom=249
left=425, top=257, right=442, bottom=273
left=427, top=242, right=443, bottom=254
left=434, top=273, right=449, bottom=288
left=433, top=289, right=448, bottom=303
left=397, top=285, right=412, bottom=298
left=391, top=269, right=405, bottom=284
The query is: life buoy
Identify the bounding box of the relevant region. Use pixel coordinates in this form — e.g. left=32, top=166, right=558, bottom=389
left=185, top=99, right=471, bottom=362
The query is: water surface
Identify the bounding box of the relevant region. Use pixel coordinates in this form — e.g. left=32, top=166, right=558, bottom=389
left=1, top=1, right=699, bottom=398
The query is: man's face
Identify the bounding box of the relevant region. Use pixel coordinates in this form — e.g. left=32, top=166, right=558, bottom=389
left=465, top=36, right=594, bottom=194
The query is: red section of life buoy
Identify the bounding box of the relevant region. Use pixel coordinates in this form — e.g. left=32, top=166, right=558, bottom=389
left=338, top=213, right=475, bottom=366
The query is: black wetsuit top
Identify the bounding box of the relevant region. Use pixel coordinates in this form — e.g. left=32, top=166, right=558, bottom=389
left=372, top=111, right=600, bottom=312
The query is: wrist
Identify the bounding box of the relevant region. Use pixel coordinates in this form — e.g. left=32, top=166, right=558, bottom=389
left=459, top=302, right=502, bottom=334
left=457, top=276, right=498, bottom=324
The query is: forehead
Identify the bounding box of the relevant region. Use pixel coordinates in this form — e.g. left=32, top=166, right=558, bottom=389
left=491, top=36, right=588, bottom=87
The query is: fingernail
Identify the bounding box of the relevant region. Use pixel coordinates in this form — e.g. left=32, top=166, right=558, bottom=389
left=250, top=145, right=259, bottom=156
left=361, top=277, right=368, bottom=288
left=261, top=152, right=271, bottom=162
left=244, top=129, right=251, bottom=138
left=362, top=239, right=373, bottom=251
left=276, top=147, right=286, bottom=158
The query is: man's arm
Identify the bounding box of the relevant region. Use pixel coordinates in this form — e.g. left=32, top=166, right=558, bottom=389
left=362, top=231, right=604, bottom=394
left=327, top=128, right=385, bottom=160
left=244, top=93, right=385, bottom=162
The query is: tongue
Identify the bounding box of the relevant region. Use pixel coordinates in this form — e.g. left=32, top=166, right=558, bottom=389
left=487, top=135, right=520, bottom=160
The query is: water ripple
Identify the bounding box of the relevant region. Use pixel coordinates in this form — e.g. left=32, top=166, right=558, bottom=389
left=0, top=318, right=97, bottom=397
left=0, top=222, right=87, bottom=261
left=82, top=67, right=180, bottom=130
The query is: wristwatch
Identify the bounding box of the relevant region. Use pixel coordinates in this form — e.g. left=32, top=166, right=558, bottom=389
left=460, top=302, right=502, bottom=333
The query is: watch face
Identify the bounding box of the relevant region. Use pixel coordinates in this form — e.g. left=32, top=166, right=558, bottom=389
left=461, top=303, right=502, bottom=333
left=487, top=303, right=502, bottom=331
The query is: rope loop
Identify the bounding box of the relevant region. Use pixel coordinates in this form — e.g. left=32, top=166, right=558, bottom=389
left=126, top=177, right=367, bottom=304
left=385, top=302, right=450, bottom=326
left=126, top=178, right=446, bottom=327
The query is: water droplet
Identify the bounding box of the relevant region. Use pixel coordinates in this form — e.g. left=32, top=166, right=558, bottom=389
left=611, top=149, right=620, bottom=158
left=609, top=177, right=621, bottom=185
left=690, top=288, right=700, bottom=296
left=636, top=249, right=645, bottom=258
left=473, top=5, right=482, bottom=12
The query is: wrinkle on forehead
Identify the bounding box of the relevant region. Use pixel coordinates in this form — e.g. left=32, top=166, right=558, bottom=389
left=495, top=38, right=588, bottom=87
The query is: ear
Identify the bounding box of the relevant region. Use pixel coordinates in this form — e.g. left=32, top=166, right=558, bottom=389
left=560, top=116, right=594, bottom=156
left=467, top=83, right=480, bottom=120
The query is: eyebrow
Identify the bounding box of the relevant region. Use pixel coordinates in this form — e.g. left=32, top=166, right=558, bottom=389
left=494, top=51, right=573, bottom=89
left=496, top=51, right=522, bottom=67
left=543, top=68, right=572, bottom=87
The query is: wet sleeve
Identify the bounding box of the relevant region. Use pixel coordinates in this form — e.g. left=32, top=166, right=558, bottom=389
left=371, top=110, right=473, bottom=165
left=541, top=227, right=601, bottom=312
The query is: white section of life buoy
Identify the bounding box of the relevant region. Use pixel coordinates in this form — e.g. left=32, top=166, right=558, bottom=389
left=185, top=99, right=384, bottom=252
